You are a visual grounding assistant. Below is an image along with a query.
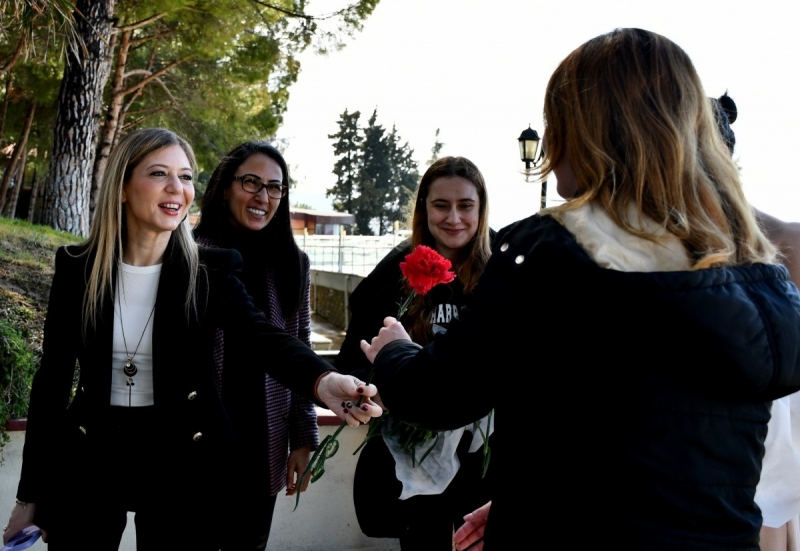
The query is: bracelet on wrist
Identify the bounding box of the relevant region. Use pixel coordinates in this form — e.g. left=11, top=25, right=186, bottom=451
left=15, top=499, right=28, bottom=509
left=314, top=370, right=333, bottom=403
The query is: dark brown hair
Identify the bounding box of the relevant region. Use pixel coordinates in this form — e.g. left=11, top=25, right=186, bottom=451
left=406, top=156, right=491, bottom=342
left=195, top=141, right=305, bottom=314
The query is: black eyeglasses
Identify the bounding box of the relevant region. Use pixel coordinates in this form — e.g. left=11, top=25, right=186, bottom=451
left=233, top=175, right=287, bottom=199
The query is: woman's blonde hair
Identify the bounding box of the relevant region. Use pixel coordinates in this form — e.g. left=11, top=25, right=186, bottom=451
left=406, top=156, right=492, bottom=342
left=542, top=28, right=776, bottom=268
left=80, top=127, right=200, bottom=332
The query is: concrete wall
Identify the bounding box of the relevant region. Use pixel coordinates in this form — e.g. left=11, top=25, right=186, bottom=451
left=310, top=270, right=365, bottom=331
left=0, top=416, right=399, bottom=551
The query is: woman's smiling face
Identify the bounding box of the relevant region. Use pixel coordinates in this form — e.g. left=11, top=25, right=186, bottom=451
left=121, top=144, right=195, bottom=240
left=425, top=176, right=480, bottom=260
left=224, top=153, right=283, bottom=232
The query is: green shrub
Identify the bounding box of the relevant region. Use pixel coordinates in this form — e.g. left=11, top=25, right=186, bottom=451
left=0, top=317, right=38, bottom=453
left=0, top=218, right=80, bottom=459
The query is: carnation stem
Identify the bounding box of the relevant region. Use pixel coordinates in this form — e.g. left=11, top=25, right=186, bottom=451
left=396, top=291, right=416, bottom=319
left=295, top=365, right=377, bottom=511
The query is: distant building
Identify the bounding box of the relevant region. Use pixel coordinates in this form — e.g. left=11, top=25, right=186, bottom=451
left=290, top=207, right=355, bottom=235
left=188, top=208, right=355, bottom=236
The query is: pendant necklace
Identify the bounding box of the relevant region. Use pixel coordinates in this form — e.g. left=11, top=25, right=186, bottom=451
left=117, top=292, right=156, bottom=407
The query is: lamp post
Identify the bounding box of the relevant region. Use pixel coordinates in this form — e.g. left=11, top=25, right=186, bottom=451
left=518, top=125, right=547, bottom=210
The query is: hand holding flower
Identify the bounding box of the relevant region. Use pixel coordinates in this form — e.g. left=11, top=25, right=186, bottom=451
left=359, top=316, right=412, bottom=363
left=315, top=372, right=381, bottom=427
left=294, top=374, right=381, bottom=510
left=295, top=246, right=456, bottom=510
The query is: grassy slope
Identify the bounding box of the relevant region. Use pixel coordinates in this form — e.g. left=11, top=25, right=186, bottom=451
left=0, top=218, right=81, bottom=421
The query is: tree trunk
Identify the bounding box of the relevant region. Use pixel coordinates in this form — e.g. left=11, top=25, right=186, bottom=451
left=91, top=28, right=129, bottom=219
left=26, top=168, right=39, bottom=223
left=0, top=74, right=12, bottom=146
left=0, top=101, right=35, bottom=214
left=40, top=0, right=115, bottom=237
left=5, top=143, right=30, bottom=219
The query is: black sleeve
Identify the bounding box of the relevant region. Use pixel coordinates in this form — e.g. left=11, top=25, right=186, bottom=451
left=336, top=249, right=406, bottom=383
left=371, top=221, right=540, bottom=430
left=18, top=247, right=82, bottom=502
left=206, top=248, right=334, bottom=404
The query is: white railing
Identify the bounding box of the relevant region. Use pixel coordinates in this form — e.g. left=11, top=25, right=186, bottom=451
left=296, top=232, right=409, bottom=276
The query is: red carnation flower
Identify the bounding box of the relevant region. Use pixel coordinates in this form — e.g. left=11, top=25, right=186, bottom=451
left=400, top=245, right=456, bottom=295
left=396, top=245, right=456, bottom=317
left=296, top=246, right=458, bottom=508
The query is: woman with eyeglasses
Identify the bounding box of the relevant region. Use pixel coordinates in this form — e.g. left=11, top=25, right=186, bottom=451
left=193, top=141, right=317, bottom=551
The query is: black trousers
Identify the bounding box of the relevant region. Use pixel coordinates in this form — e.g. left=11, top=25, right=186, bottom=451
left=353, top=430, right=494, bottom=550
left=220, top=493, right=277, bottom=551
left=45, top=406, right=221, bottom=551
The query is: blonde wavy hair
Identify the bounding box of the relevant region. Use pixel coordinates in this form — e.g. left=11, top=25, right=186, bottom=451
left=78, top=127, right=201, bottom=333
left=541, top=28, right=776, bottom=268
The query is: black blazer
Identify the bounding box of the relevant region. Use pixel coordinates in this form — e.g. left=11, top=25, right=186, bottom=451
left=17, top=239, right=330, bottom=537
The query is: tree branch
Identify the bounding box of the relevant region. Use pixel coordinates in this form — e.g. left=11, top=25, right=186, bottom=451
left=120, top=57, right=190, bottom=96
left=129, top=28, right=177, bottom=47
left=0, top=32, right=27, bottom=77
left=247, top=0, right=360, bottom=21
left=116, top=12, right=167, bottom=32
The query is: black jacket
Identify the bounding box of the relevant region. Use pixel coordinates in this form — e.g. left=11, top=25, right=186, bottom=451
left=18, top=240, right=330, bottom=541
left=337, top=239, right=492, bottom=538
left=373, top=214, right=800, bottom=550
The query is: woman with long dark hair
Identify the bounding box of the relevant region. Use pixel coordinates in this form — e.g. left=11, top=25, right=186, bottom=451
left=193, top=141, right=317, bottom=550
left=337, top=156, right=494, bottom=549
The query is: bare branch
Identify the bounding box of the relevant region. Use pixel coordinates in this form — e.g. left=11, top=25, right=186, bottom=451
left=116, top=12, right=167, bottom=33
left=247, top=0, right=312, bottom=20
left=129, top=28, right=177, bottom=47
left=120, top=56, right=190, bottom=97
left=122, top=69, right=156, bottom=79
left=121, top=106, right=170, bottom=132
left=152, top=76, right=180, bottom=104
left=247, top=0, right=359, bottom=21
left=0, top=32, right=27, bottom=77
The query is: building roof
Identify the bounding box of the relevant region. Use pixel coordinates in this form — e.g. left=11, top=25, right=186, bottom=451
left=290, top=207, right=355, bottom=225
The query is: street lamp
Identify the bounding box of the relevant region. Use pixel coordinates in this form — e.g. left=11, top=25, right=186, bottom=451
left=518, top=125, right=547, bottom=210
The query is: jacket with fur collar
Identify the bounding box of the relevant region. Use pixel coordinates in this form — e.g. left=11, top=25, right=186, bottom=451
left=373, top=210, right=800, bottom=550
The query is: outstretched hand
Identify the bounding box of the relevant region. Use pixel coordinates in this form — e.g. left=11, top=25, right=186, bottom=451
left=316, top=372, right=382, bottom=426
left=454, top=501, right=491, bottom=551
left=359, top=317, right=412, bottom=363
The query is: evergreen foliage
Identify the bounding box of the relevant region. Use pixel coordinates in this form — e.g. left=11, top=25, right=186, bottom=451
left=327, top=108, right=420, bottom=235
left=0, top=0, right=381, bottom=231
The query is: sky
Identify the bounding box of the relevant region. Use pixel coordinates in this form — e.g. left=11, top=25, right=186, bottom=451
left=277, top=0, right=800, bottom=230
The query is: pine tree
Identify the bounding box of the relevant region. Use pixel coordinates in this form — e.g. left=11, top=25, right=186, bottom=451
left=327, top=109, right=362, bottom=216
left=358, top=109, right=392, bottom=235
left=383, top=125, right=418, bottom=232
left=327, top=108, right=419, bottom=235
left=427, top=128, right=444, bottom=165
